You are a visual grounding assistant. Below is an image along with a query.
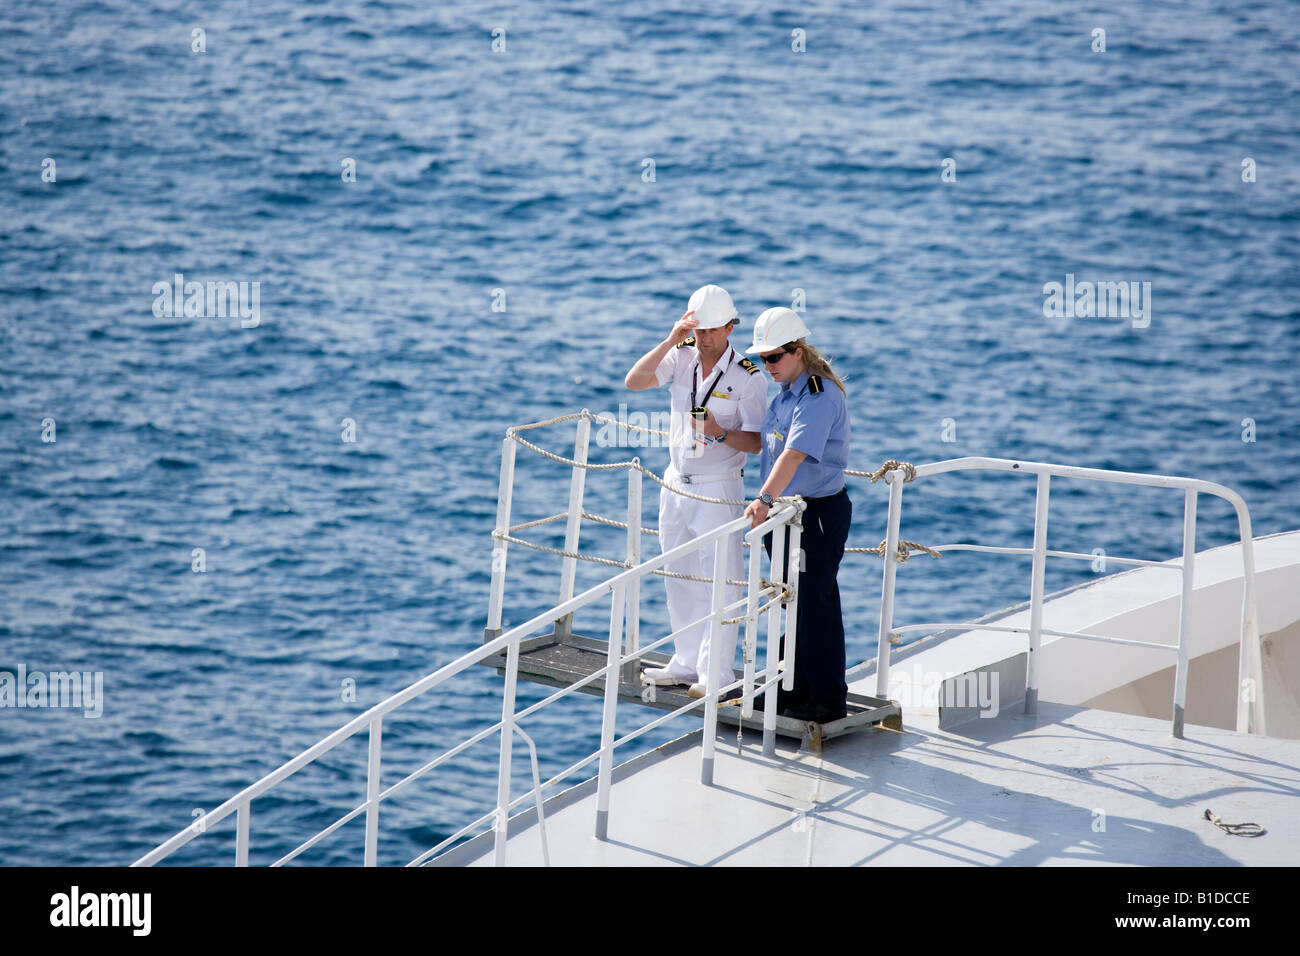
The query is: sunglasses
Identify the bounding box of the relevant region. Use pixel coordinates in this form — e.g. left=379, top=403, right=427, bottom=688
left=760, top=349, right=793, bottom=365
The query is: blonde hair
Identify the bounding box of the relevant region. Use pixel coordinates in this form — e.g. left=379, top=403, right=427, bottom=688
left=790, top=339, right=846, bottom=394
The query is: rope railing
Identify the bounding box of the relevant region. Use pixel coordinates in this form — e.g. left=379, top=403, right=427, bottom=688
left=581, top=510, right=660, bottom=536
left=492, top=530, right=630, bottom=570
left=847, top=538, right=943, bottom=562
left=507, top=411, right=764, bottom=507
left=502, top=409, right=940, bottom=562
left=508, top=512, right=570, bottom=534
left=848, top=459, right=918, bottom=484
left=492, top=527, right=795, bottom=590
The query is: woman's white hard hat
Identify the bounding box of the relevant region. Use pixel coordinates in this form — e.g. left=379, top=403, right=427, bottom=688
left=746, top=307, right=810, bottom=353
left=687, top=284, right=738, bottom=329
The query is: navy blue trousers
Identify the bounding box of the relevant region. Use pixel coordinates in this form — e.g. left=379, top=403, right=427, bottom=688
left=763, top=487, right=852, bottom=715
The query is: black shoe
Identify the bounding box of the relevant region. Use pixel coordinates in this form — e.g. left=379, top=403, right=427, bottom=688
left=781, top=703, right=847, bottom=724
left=745, top=688, right=792, bottom=711
left=727, top=686, right=777, bottom=705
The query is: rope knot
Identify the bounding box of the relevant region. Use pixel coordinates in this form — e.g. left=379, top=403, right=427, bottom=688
left=867, top=460, right=917, bottom=483
left=874, top=538, right=942, bottom=563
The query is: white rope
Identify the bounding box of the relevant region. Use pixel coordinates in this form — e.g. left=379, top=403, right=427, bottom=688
left=1203, top=809, right=1265, bottom=837
left=721, top=590, right=789, bottom=626
left=509, top=432, right=636, bottom=472
left=587, top=411, right=669, bottom=438
left=507, top=411, right=590, bottom=434
left=508, top=512, right=569, bottom=533
left=846, top=538, right=942, bottom=563
left=514, top=413, right=920, bottom=503
left=581, top=510, right=659, bottom=536
left=582, top=510, right=755, bottom=549
left=506, top=410, right=778, bottom=507
left=846, top=459, right=918, bottom=483
left=501, top=413, right=939, bottom=572
left=631, top=460, right=756, bottom=506
left=492, top=529, right=790, bottom=589
left=493, top=531, right=629, bottom=569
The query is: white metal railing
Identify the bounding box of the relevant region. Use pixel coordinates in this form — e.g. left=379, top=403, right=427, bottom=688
left=865, top=457, right=1266, bottom=739
left=133, top=490, right=804, bottom=868
left=134, top=420, right=1267, bottom=867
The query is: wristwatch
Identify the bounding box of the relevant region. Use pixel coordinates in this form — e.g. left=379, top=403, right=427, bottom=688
left=758, top=492, right=774, bottom=507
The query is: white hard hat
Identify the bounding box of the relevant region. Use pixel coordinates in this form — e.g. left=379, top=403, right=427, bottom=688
left=746, top=307, right=810, bottom=354
left=686, top=284, right=738, bottom=329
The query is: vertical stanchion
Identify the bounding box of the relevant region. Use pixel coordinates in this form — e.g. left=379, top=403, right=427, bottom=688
left=364, top=715, right=382, bottom=866
left=235, top=801, right=250, bottom=867
left=556, top=414, right=591, bottom=639
left=702, top=537, right=728, bottom=786
left=486, top=437, right=517, bottom=641
left=493, top=631, right=522, bottom=866
left=874, top=473, right=905, bottom=700
left=763, top=513, right=788, bottom=756
left=741, top=521, right=763, bottom=719
left=782, top=508, right=804, bottom=692
left=1025, top=472, right=1051, bottom=716
left=1172, top=489, right=1197, bottom=738
left=513, top=727, right=551, bottom=867
left=625, top=464, right=643, bottom=683
left=1236, top=527, right=1265, bottom=735
left=596, top=583, right=626, bottom=840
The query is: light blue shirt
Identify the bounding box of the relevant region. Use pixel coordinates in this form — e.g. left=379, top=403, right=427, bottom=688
left=760, top=371, right=850, bottom=498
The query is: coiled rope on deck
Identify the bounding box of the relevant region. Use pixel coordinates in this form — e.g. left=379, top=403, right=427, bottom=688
left=1202, top=809, right=1265, bottom=837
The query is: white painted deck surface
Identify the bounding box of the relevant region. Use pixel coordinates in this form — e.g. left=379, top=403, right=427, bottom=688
left=446, top=702, right=1300, bottom=866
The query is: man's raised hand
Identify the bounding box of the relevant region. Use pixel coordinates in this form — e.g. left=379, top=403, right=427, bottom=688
left=668, top=310, right=699, bottom=346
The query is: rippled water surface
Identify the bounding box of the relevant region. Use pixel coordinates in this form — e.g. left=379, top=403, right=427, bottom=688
left=1, top=0, right=1298, bottom=865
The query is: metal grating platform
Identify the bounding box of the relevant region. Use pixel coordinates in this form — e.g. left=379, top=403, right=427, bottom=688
left=479, top=631, right=901, bottom=749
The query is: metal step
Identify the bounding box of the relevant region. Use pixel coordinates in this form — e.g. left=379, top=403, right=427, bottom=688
left=479, top=631, right=902, bottom=749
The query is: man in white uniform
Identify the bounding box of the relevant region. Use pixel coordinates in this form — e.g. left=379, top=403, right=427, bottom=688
left=623, top=285, right=768, bottom=696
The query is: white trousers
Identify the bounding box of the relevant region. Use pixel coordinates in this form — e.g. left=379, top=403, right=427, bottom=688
left=658, top=465, right=745, bottom=684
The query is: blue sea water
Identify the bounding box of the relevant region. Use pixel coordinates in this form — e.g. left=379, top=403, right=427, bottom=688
left=1, top=0, right=1298, bottom=866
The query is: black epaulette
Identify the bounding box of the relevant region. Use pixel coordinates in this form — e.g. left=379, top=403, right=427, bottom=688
left=808, top=374, right=823, bottom=394
left=676, top=336, right=696, bottom=349
left=738, top=358, right=759, bottom=375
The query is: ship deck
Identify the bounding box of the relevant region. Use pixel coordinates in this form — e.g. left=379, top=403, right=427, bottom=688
left=434, top=700, right=1300, bottom=866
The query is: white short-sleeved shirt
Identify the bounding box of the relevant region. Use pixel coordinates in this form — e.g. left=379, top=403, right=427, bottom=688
left=654, top=342, right=769, bottom=474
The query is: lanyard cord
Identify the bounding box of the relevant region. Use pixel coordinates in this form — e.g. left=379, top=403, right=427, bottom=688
left=692, top=348, right=731, bottom=411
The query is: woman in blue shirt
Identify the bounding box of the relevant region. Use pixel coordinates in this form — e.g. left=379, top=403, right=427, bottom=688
left=742, top=308, right=852, bottom=723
